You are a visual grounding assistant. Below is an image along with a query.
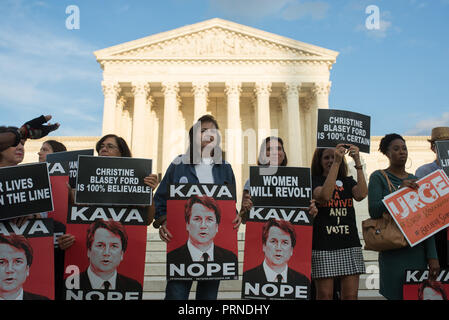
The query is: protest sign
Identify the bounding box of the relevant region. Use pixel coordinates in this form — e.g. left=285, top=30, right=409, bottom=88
left=383, top=169, right=449, bottom=247
left=249, top=166, right=312, bottom=209
left=242, top=166, right=312, bottom=300
left=0, top=163, right=53, bottom=220
left=166, top=183, right=238, bottom=281
left=0, top=218, right=54, bottom=300
left=316, top=109, right=371, bottom=153
left=403, top=269, right=449, bottom=300
left=435, top=140, right=449, bottom=178
left=63, top=205, right=147, bottom=300
left=75, top=155, right=152, bottom=206
left=46, top=149, right=94, bottom=188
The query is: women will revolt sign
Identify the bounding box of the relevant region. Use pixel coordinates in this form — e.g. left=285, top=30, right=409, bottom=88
left=63, top=205, right=148, bottom=300
left=242, top=166, right=313, bottom=300
left=316, top=109, right=371, bottom=153
left=0, top=163, right=53, bottom=220
left=383, top=169, right=449, bottom=247
left=166, top=184, right=238, bottom=281
left=75, top=155, right=152, bottom=206
left=0, top=218, right=54, bottom=300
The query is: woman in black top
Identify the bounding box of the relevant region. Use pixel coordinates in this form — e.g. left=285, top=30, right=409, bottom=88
left=311, top=143, right=367, bottom=300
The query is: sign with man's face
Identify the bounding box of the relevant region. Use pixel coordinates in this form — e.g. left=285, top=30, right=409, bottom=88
left=166, top=183, right=238, bottom=281
left=63, top=205, right=147, bottom=300
left=0, top=219, right=54, bottom=300
left=403, top=269, right=449, bottom=300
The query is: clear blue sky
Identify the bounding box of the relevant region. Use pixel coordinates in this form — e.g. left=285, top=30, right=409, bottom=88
left=1, top=0, right=448, bottom=137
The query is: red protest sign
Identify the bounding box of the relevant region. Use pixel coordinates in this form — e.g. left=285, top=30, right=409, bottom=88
left=383, top=169, right=449, bottom=247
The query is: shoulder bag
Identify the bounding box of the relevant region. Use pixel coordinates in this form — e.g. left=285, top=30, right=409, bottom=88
left=362, top=170, right=408, bottom=251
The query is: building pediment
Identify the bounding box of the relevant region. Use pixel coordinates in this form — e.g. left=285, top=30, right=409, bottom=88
left=94, top=18, right=338, bottom=63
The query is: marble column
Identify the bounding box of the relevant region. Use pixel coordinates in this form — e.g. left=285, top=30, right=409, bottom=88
left=225, top=81, right=242, bottom=196
left=161, top=82, right=180, bottom=173
left=284, top=82, right=302, bottom=166
left=115, top=96, right=127, bottom=137
left=192, top=81, right=209, bottom=123
left=254, top=81, right=272, bottom=148
left=101, top=81, right=121, bottom=136
left=131, top=81, right=150, bottom=158
left=311, top=81, right=332, bottom=153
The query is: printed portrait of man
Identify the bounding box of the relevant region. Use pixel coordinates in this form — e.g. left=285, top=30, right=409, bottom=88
left=418, top=280, right=448, bottom=300
left=167, top=195, right=237, bottom=265
left=243, top=219, right=310, bottom=291
left=0, top=234, right=50, bottom=300
left=78, top=219, right=142, bottom=292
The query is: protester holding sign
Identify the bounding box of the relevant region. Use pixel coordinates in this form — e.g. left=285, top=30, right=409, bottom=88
left=59, top=134, right=158, bottom=250
left=368, top=133, right=439, bottom=300
left=154, top=114, right=241, bottom=300
left=310, top=143, right=367, bottom=300
left=239, top=136, right=318, bottom=221
left=415, top=126, right=449, bottom=269
left=0, top=126, right=43, bottom=227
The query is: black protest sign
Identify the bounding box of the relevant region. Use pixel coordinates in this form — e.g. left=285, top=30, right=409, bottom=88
left=75, top=156, right=152, bottom=206
left=249, top=166, right=312, bottom=209
left=317, top=109, right=371, bottom=153
left=0, top=163, right=53, bottom=220
left=46, top=149, right=94, bottom=187
left=435, top=140, right=449, bottom=178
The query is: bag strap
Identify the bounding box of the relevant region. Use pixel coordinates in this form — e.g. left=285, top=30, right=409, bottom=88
left=380, top=170, right=397, bottom=193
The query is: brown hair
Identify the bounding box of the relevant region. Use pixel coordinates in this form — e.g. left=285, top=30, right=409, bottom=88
left=86, top=219, right=128, bottom=252
left=261, top=218, right=296, bottom=248
left=257, top=136, right=288, bottom=166
left=184, top=195, right=221, bottom=225
left=0, top=234, right=33, bottom=266
left=311, top=148, right=348, bottom=178
left=96, top=134, right=132, bottom=158
left=418, top=280, right=447, bottom=300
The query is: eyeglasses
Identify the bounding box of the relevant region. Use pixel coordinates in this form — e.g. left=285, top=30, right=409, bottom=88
left=99, top=143, right=118, bottom=150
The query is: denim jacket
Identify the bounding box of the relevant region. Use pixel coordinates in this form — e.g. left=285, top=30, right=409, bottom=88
left=153, top=154, right=236, bottom=227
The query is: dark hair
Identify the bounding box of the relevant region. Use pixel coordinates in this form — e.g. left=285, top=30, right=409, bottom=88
left=261, top=218, right=296, bottom=248
left=418, top=280, right=447, bottom=300
left=96, top=134, right=132, bottom=157
left=0, top=234, right=33, bottom=266
left=379, top=133, right=405, bottom=155
left=187, top=114, right=222, bottom=164
left=86, top=219, right=128, bottom=252
left=184, top=195, right=221, bottom=225
left=44, top=140, right=67, bottom=153
left=311, top=148, right=348, bottom=178
left=0, top=126, right=22, bottom=162
left=257, top=136, right=288, bottom=166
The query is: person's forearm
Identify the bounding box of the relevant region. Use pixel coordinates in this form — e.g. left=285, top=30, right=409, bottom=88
left=353, top=168, right=368, bottom=201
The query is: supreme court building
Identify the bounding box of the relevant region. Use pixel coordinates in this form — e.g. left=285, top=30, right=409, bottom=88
left=93, top=18, right=338, bottom=197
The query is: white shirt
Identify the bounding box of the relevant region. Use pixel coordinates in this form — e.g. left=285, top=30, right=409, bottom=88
left=87, top=266, right=117, bottom=290
left=0, top=288, right=23, bottom=300
left=187, top=239, right=215, bottom=262
left=263, top=260, right=288, bottom=283
left=194, top=158, right=214, bottom=184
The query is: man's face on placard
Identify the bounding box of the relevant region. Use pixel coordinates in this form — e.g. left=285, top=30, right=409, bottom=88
left=263, top=226, right=293, bottom=268
left=87, top=228, right=124, bottom=275
left=186, top=203, right=219, bottom=248
left=0, top=244, right=29, bottom=297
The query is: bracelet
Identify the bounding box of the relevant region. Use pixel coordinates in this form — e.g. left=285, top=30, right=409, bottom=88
left=354, top=165, right=363, bottom=170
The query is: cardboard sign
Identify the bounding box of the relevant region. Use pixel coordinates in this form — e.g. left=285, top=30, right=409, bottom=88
left=63, top=205, right=147, bottom=300
left=249, top=166, right=312, bottom=209
left=383, top=169, right=449, bottom=247
left=403, top=269, right=449, bottom=300
left=0, top=218, right=54, bottom=300
left=0, top=163, right=53, bottom=220
left=435, top=140, right=449, bottom=178
left=166, top=184, right=238, bottom=281
left=241, top=166, right=313, bottom=300
left=46, top=149, right=94, bottom=188
left=75, top=156, right=153, bottom=206
left=316, top=109, right=371, bottom=153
